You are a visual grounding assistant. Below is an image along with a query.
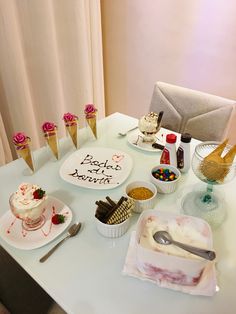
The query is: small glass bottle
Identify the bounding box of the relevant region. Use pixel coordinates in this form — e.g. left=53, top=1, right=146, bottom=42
left=160, top=134, right=177, bottom=167
left=177, top=133, right=192, bottom=172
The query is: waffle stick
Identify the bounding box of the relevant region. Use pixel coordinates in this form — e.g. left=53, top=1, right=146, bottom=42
left=106, top=199, right=134, bottom=224
left=95, top=196, right=128, bottom=223
left=103, top=196, right=127, bottom=222
left=107, top=212, right=131, bottom=225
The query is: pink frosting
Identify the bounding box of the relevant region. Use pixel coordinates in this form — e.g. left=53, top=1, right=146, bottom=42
left=84, top=104, right=97, bottom=118
left=42, top=122, right=57, bottom=132
left=13, top=132, right=28, bottom=145
left=63, top=112, right=78, bottom=122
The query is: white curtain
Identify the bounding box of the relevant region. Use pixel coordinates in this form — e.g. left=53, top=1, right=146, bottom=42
left=0, top=0, right=105, bottom=162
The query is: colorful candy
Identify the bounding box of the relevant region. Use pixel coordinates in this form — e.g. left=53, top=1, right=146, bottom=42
left=152, top=168, right=177, bottom=181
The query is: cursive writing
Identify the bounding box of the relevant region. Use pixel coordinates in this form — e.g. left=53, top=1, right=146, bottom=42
left=69, top=169, right=112, bottom=184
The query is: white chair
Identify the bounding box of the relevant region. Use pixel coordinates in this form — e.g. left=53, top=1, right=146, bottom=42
left=150, top=82, right=236, bottom=141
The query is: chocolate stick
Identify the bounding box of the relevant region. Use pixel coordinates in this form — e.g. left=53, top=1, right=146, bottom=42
left=105, top=196, right=116, bottom=207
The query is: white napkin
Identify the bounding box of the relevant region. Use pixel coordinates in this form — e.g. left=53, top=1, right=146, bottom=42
left=122, top=231, right=218, bottom=296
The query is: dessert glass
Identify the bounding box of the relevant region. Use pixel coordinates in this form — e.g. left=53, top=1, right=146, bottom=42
left=182, top=142, right=236, bottom=228
left=138, top=112, right=162, bottom=143
left=9, top=193, right=47, bottom=231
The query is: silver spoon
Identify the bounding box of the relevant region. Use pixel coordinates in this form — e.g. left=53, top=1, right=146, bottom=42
left=153, top=230, right=216, bottom=261
left=118, top=126, right=138, bottom=137
left=39, top=222, right=82, bottom=263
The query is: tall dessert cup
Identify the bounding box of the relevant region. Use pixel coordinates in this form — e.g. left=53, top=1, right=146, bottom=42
left=63, top=112, right=78, bottom=149
left=13, top=132, right=35, bottom=173
left=84, top=104, right=97, bottom=140
left=42, top=122, right=59, bottom=160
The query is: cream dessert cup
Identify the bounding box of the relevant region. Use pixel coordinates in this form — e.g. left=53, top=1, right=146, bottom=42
left=138, top=112, right=161, bottom=143
left=9, top=183, right=47, bottom=231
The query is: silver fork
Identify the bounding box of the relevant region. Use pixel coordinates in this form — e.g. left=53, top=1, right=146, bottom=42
left=118, top=126, right=138, bottom=137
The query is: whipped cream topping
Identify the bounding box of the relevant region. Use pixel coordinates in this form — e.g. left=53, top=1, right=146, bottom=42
left=139, top=216, right=208, bottom=259
left=11, top=183, right=46, bottom=210
left=138, top=112, right=159, bottom=134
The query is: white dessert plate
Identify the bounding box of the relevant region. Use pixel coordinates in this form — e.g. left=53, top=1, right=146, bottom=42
left=60, top=147, right=133, bottom=189
left=0, top=196, right=72, bottom=250
left=127, top=129, right=166, bottom=152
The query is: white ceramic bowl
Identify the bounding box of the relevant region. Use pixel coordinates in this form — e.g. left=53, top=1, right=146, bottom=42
left=135, top=209, right=214, bottom=286
left=95, top=216, right=130, bottom=238
left=150, top=164, right=181, bottom=194
left=125, top=181, right=157, bottom=213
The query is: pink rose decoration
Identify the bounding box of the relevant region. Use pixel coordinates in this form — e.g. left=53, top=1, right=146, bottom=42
left=42, top=122, right=57, bottom=133
left=13, top=132, right=28, bottom=145
left=84, top=104, right=97, bottom=118
left=63, top=112, right=78, bottom=122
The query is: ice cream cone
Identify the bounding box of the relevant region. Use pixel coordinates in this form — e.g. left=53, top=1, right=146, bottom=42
left=66, top=124, right=78, bottom=148
left=84, top=104, right=97, bottom=140
left=44, top=131, right=59, bottom=160
left=13, top=133, right=34, bottom=172
left=86, top=117, right=97, bottom=139
left=63, top=113, right=79, bottom=149
left=17, top=145, right=34, bottom=172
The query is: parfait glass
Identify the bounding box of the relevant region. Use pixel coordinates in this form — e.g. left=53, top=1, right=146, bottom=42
left=138, top=111, right=164, bottom=144
left=9, top=194, right=47, bottom=231
left=181, top=142, right=236, bottom=228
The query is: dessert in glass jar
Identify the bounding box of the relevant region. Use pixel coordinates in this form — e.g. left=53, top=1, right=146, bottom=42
left=138, top=111, right=163, bottom=142
left=9, top=183, right=47, bottom=231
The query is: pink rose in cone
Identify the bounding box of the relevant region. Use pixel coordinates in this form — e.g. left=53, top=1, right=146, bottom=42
left=84, top=104, right=97, bottom=118
left=63, top=112, right=78, bottom=122
left=13, top=132, right=28, bottom=145
left=42, top=122, right=57, bottom=133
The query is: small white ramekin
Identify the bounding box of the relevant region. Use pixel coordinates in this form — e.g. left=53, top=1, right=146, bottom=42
left=151, top=164, right=181, bottom=194
left=95, top=216, right=130, bottom=238
left=125, top=181, right=157, bottom=213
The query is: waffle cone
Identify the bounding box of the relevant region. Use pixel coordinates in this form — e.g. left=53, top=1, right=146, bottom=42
left=201, top=160, right=227, bottom=181
left=66, top=124, right=78, bottom=148
left=17, top=147, right=34, bottom=172
left=201, top=140, right=236, bottom=182
left=45, top=134, right=59, bottom=159
left=86, top=117, right=97, bottom=139
left=207, top=139, right=228, bottom=158
left=223, top=145, right=236, bottom=164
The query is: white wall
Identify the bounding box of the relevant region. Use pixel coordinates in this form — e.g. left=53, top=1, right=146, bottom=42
left=101, top=0, right=236, bottom=142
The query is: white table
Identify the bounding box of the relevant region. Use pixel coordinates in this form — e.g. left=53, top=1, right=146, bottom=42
left=0, top=113, right=236, bottom=314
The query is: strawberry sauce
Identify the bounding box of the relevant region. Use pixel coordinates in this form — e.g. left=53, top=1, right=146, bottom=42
left=6, top=205, right=70, bottom=238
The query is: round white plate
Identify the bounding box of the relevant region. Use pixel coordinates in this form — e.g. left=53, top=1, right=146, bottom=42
left=0, top=196, right=72, bottom=250
left=60, top=147, right=133, bottom=189
left=127, top=130, right=165, bottom=152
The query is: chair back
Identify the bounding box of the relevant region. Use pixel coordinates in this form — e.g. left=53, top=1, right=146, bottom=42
left=150, top=82, right=235, bottom=141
